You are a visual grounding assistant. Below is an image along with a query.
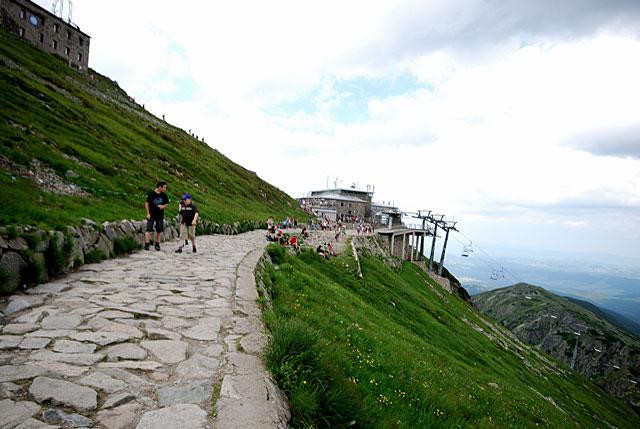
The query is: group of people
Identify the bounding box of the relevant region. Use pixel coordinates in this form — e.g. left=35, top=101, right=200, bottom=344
left=143, top=181, right=199, bottom=254
left=265, top=228, right=301, bottom=252
left=356, top=223, right=374, bottom=235
left=316, top=242, right=336, bottom=258
left=267, top=217, right=300, bottom=231
left=144, top=181, right=374, bottom=257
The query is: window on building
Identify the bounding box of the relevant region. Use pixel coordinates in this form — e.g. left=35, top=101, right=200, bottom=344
left=79, top=37, right=84, bottom=46
left=53, top=23, right=58, bottom=33
left=20, top=9, right=25, bottom=19
left=52, top=40, right=57, bottom=50
left=19, top=27, right=25, bottom=37
left=77, top=53, right=82, bottom=62
left=66, top=30, right=71, bottom=39
left=64, top=47, right=69, bottom=56
left=39, top=33, right=44, bottom=43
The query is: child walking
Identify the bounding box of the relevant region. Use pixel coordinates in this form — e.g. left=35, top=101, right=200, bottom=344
left=175, top=194, right=199, bottom=253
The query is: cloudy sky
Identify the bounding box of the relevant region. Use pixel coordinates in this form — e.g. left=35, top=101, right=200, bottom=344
left=36, top=0, right=640, bottom=260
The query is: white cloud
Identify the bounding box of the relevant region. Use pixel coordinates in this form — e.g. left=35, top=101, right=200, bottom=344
left=32, top=0, right=640, bottom=258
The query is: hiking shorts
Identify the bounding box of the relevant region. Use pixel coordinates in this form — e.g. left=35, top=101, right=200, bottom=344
left=179, top=224, right=196, bottom=241
left=146, top=217, right=165, bottom=232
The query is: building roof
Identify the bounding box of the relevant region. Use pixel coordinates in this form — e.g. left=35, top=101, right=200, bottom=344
left=372, top=202, right=398, bottom=210
left=311, top=188, right=372, bottom=196
left=17, top=0, right=91, bottom=38
left=305, top=193, right=368, bottom=203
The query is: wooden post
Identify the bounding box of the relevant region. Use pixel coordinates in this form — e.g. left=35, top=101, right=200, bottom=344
left=401, top=233, right=406, bottom=260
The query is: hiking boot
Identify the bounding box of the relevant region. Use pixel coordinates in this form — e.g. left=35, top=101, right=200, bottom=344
left=192, top=246, right=197, bottom=253
left=144, top=243, right=150, bottom=251
left=185, top=240, right=189, bottom=245
left=154, top=243, right=161, bottom=251
left=175, top=247, right=182, bottom=253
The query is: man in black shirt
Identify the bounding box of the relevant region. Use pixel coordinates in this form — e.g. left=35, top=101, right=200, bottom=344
left=175, top=193, right=199, bottom=253
left=144, top=181, right=169, bottom=251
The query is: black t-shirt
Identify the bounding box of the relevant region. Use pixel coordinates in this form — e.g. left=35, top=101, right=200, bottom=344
left=179, top=203, right=199, bottom=226
left=146, top=191, right=169, bottom=218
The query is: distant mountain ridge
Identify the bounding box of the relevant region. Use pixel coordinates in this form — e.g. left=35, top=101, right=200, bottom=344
left=564, top=295, right=640, bottom=339
left=472, top=283, right=640, bottom=412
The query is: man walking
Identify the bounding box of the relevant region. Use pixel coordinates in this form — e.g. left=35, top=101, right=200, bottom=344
left=175, top=193, right=199, bottom=253
left=144, top=181, right=169, bottom=250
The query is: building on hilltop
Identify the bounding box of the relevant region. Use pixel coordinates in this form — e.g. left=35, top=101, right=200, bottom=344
left=299, top=187, right=372, bottom=222
left=299, top=186, right=400, bottom=223
left=0, top=0, right=90, bottom=70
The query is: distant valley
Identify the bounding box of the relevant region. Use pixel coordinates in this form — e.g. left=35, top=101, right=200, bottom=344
left=446, top=250, right=640, bottom=325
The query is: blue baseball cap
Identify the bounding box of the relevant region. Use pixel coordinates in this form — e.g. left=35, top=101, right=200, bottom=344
left=182, top=193, right=191, bottom=200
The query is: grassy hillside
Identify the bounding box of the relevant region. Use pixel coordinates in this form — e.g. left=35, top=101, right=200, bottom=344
left=259, top=244, right=640, bottom=428
left=0, top=28, right=304, bottom=229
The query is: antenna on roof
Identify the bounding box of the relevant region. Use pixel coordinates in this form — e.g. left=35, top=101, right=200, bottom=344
left=52, top=0, right=74, bottom=24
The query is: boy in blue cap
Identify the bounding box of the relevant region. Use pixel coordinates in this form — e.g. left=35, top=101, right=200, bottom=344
left=175, top=193, right=199, bottom=253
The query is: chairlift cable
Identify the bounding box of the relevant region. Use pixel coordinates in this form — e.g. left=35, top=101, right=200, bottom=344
left=451, top=232, right=521, bottom=284
left=456, top=231, right=522, bottom=283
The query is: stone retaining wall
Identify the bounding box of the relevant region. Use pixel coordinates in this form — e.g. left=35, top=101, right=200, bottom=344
left=0, top=218, right=265, bottom=294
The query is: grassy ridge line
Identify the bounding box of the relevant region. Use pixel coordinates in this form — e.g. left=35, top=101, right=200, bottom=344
left=259, top=244, right=639, bottom=428
left=0, top=28, right=304, bottom=229
left=564, top=295, right=640, bottom=339
left=474, top=284, right=640, bottom=346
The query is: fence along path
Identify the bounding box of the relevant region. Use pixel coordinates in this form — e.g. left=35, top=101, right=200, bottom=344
left=0, top=230, right=289, bottom=429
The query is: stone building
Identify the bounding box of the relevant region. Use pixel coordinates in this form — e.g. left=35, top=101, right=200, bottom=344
left=0, top=0, right=90, bottom=70
left=300, top=188, right=373, bottom=222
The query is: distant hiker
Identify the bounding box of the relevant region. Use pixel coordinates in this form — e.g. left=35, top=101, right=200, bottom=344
left=175, top=194, right=199, bottom=253
left=144, top=181, right=169, bottom=251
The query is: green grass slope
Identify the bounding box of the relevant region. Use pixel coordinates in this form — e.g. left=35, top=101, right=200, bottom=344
left=259, top=245, right=640, bottom=428
left=0, top=28, right=303, bottom=229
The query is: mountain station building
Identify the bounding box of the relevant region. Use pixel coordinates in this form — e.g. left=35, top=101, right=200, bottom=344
left=1, top=0, right=90, bottom=70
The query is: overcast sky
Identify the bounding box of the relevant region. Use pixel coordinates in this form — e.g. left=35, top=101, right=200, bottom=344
left=36, top=0, right=640, bottom=260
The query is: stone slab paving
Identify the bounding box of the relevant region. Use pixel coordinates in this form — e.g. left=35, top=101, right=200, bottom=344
left=0, top=231, right=290, bottom=428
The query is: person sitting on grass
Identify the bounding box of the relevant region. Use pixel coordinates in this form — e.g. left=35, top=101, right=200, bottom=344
left=288, top=235, right=300, bottom=253
left=175, top=194, right=199, bottom=253
left=327, top=242, right=336, bottom=256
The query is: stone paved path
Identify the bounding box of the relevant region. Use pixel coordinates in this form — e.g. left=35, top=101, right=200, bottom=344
left=0, top=231, right=289, bottom=429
